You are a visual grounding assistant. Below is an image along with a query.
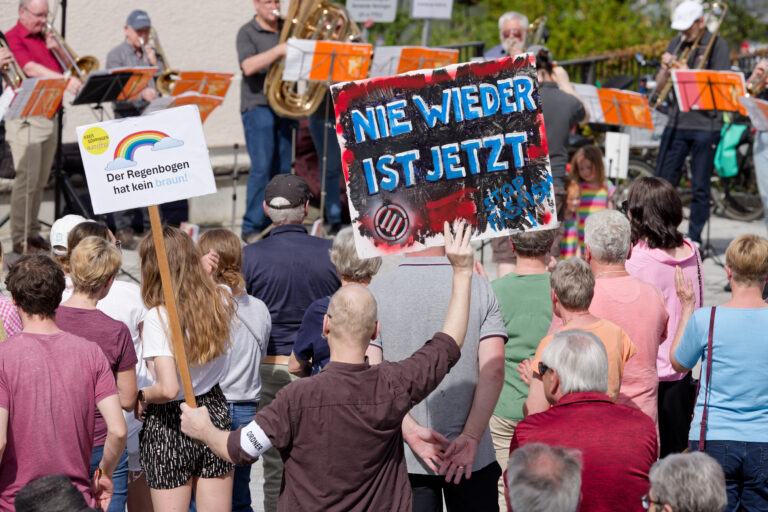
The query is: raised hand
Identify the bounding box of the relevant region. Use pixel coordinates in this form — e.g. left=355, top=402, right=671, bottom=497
left=444, top=220, right=473, bottom=273
left=674, top=266, right=696, bottom=312
left=517, top=358, right=534, bottom=386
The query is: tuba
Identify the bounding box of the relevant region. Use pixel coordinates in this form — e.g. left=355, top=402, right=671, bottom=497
left=148, top=28, right=179, bottom=96
left=0, top=38, right=25, bottom=89
left=265, top=0, right=363, bottom=119
left=43, top=21, right=99, bottom=82
left=651, top=2, right=727, bottom=108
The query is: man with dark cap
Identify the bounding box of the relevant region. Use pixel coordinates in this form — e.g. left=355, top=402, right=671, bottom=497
left=106, top=9, right=169, bottom=247
left=241, top=174, right=340, bottom=511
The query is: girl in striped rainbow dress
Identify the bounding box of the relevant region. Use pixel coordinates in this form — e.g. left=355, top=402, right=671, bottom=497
left=559, top=177, right=582, bottom=259
left=573, top=145, right=614, bottom=252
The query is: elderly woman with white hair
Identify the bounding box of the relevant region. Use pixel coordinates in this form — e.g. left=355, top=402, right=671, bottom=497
left=289, top=227, right=382, bottom=376
left=644, top=452, right=727, bottom=512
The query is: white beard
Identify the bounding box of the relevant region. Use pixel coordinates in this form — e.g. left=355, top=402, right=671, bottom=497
left=502, top=38, right=525, bottom=56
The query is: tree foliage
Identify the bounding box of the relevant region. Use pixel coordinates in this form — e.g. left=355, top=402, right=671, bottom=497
left=367, top=0, right=768, bottom=62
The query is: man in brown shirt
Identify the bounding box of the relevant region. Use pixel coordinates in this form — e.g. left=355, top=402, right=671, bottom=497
left=180, top=222, right=475, bottom=511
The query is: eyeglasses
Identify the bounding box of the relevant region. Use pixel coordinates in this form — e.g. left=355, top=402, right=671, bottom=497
left=641, top=494, right=663, bottom=510
left=23, top=7, right=48, bottom=20
left=538, top=362, right=552, bottom=376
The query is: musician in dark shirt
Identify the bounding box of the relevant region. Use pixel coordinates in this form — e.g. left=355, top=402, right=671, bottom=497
left=653, top=0, right=730, bottom=245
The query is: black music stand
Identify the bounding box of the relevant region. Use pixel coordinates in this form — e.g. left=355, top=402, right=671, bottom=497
left=51, top=72, right=133, bottom=219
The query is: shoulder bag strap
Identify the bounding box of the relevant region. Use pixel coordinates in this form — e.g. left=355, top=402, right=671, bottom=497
left=695, top=249, right=703, bottom=308
left=698, top=306, right=716, bottom=451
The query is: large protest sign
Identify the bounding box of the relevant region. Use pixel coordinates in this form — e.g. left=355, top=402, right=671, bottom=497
left=77, top=104, right=216, bottom=407
left=76, top=105, right=216, bottom=215
left=331, top=55, right=557, bottom=258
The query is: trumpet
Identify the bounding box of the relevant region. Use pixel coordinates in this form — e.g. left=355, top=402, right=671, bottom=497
left=148, top=28, right=179, bottom=96
left=0, top=38, right=25, bottom=89
left=43, top=21, right=99, bottom=81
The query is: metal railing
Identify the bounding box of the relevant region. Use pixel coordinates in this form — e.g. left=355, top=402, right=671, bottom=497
left=439, top=41, right=486, bottom=62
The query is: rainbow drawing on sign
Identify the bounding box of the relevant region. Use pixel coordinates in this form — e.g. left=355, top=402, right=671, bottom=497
left=105, top=130, right=185, bottom=171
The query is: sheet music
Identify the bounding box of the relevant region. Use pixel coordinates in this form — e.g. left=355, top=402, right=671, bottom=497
left=573, top=84, right=605, bottom=123
left=739, top=96, right=768, bottom=132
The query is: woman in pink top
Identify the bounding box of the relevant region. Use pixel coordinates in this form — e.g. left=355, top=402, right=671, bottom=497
left=625, top=177, right=702, bottom=457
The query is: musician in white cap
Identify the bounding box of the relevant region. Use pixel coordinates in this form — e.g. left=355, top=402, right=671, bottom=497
left=653, top=0, right=730, bottom=247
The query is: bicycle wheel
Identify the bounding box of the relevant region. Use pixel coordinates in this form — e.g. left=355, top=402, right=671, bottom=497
left=713, top=169, right=764, bottom=222
left=612, top=158, right=655, bottom=207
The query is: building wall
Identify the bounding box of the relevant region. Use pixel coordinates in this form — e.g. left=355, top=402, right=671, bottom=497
left=1, top=0, right=256, bottom=149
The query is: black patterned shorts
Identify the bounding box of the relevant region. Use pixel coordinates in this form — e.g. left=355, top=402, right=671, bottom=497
left=139, top=383, right=234, bottom=489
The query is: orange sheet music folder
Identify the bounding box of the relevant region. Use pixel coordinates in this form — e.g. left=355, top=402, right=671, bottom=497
left=20, top=78, right=67, bottom=119
left=113, top=67, right=158, bottom=101
left=672, top=70, right=746, bottom=114
left=171, top=71, right=234, bottom=98
left=596, top=88, right=654, bottom=130
left=169, top=93, right=223, bottom=123
left=310, top=42, right=372, bottom=82
left=397, top=48, right=459, bottom=73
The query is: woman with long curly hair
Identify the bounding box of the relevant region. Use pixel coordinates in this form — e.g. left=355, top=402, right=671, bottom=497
left=136, top=226, right=235, bottom=511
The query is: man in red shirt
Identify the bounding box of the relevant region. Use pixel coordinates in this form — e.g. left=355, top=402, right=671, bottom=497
left=4, top=0, right=81, bottom=255
left=509, top=329, right=657, bottom=512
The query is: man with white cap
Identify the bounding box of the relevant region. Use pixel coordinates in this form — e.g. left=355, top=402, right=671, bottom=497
left=653, top=0, right=730, bottom=246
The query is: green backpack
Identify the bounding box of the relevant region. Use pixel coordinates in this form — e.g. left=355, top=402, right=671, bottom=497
left=714, top=123, right=749, bottom=178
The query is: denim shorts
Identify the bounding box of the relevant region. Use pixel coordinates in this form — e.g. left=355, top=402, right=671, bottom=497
left=139, top=383, right=233, bottom=489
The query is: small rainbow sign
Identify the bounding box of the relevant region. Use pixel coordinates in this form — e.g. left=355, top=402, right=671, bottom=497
left=114, top=130, right=169, bottom=161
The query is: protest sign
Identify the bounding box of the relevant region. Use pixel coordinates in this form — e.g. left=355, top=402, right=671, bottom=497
left=76, top=104, right=216, bottom=407
left=331, top=54, right=557, bottom=258
left=75, top=105, right=216, bottom=215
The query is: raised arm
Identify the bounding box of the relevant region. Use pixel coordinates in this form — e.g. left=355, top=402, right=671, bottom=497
left=442, top=221, right=474, bottom=348
left=669, top=266, right=697, bottom=373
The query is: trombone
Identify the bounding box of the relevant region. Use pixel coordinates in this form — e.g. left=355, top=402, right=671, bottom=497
left=43, top=20, right=99, bottom=82
left=0, top=38, right=25, bottom=89
left=147, top=28, right=179, bottom=96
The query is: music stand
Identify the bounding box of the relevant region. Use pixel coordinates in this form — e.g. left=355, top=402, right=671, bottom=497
left=283, top=39, right=372, bottom=233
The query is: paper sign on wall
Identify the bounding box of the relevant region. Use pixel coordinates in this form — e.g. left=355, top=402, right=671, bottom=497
left=331, top=55, right=557, bottom=258
left=346, top=0, right=397, bottom=22
left=76, top=105, right=217, bottom=214
left=410, top=0, right=453, bottom=19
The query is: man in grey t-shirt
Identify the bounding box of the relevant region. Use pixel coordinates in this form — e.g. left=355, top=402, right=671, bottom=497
left=236, top=0, right=297, bottom=243
left=369, top=247, right=507, bottom=511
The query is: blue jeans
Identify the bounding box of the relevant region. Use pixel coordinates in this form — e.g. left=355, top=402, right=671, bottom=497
left=241, top=106, right=296, bottom=235
left=753, top=131, right=768, bottom=235
left=308, top=115, right=342, bottom=225
left=90, top=445, right=129, bottom=512
left=655, top=126, right=721, bottom=243
left=690, top=440, right=768, bottom=511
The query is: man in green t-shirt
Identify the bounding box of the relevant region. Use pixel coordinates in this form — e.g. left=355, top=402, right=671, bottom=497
left=489, top=228, right=556, bottom=509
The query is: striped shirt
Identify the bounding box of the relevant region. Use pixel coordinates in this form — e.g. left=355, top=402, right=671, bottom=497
left=560, top=213, right=581, bottom=259
left=577, top=181, right=614, bottom=249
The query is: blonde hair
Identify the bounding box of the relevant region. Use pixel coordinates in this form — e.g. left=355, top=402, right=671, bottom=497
left=198, top=228, right=246, bottom=292
left=725, top=234, right=768, bottom=286
left=69, top=236, right=122, bottom=297
left=572, top=146, right=605, bottom=185
left=330, top=227, right=382, bottom=283
left=139, top=226, right=235, bottom=366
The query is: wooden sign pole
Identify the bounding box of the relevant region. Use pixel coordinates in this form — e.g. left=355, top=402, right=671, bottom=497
left=148, top=204, right=197, bottom=407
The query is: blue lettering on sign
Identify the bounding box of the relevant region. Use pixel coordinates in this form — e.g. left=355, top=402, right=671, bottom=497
left=484, top=175, right=553, bottom=231
left=352, top=108, right=379, bottom=143
left=413, top=91, right=451, bottom=128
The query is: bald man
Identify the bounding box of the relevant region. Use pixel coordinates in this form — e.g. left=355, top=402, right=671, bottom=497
left=180, top=222, right=475, bottom=511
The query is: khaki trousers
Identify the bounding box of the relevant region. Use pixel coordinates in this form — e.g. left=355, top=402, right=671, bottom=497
left=258, top=363, right=298, bottom=512
left=6, top=116, right=57, bottom=245
left=489, top=414, right=518, bottom=511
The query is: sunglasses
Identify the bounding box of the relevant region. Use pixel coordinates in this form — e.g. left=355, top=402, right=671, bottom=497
left=502, top=30, right=524, bottom=39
